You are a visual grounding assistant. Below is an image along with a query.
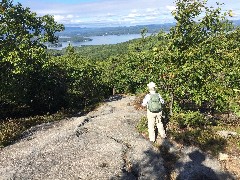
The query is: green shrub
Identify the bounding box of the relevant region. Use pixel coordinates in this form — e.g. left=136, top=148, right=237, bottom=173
left=169, top=127, right=227, bottom=156
left=136, top=116, right=148, bottom=134
left=0, top=111, right=65, bottom=147
left=0, top=120, right=25, bottom=147
left=171, top=111, right=207, bottom=128
left=230, top=89, right=240, bottom=117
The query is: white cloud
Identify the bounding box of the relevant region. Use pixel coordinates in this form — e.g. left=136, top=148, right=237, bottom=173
left=66, top=14, right=74, bottom=19
left=106, top=13, right=115, bottom=17
left=54, top=15, right=65, bottom=21
left=166, top=5, right=176, bottom=11
left=15, top=0, right=240, bottom=27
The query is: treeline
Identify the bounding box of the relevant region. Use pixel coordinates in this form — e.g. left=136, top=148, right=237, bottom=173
left=47, top=40, right=134, bottom=58
left=1, top=0, right=240, bottom=125
left=55, top=24, right=174, bottom=37
left=58, top=36, right=92, bottom=43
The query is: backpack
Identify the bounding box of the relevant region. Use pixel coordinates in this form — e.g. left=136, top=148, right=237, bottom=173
left=148, top=93, right=162, bottom=113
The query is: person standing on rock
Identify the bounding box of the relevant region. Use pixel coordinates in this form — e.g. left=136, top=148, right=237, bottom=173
left=142, top=82, right=166, bottom=142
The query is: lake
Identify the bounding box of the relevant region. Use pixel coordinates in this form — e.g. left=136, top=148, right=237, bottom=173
left=48, top=34, right=148, bottom=50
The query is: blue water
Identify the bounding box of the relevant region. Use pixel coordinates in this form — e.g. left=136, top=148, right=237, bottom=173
left=48, top=34, right=146, bottom=50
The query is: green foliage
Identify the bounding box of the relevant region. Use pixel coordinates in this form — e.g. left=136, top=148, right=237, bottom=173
left=105, top=34, right=162, bottom=94
left=0, top=120, right=24, bottom=147
left=107, top=0, right=240, bottom=126
left=0, top=0, right=65, bottom=115
left=152, top=0, right=240, bottom=117
left=73, top=43, right=129, bottom=61
left=170, top=111, right=208, bottom=128
left=50, top=49, right=111, bottom=109
left=136, top=116, right=148, bottom=134
left=58, top=36, right=92, bottom=43
left=229, top=89, right=240, bottom=117
left=0, top=0, right=64, bottom=73
left=170, top=127, right=227, bottom=156
left=0, top=112, right=65, bottom=147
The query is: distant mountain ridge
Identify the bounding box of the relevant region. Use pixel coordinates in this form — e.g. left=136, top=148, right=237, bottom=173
left=57, top=20, right=240, bottom=37
left=56, top=23, right=175, bottom=37
left=232, top=19, right=240, bottom=26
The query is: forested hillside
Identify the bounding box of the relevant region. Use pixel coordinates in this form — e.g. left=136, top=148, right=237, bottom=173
left=55, top=24, right=174, bottom=37
left=0, top=0, right=239, bottom=153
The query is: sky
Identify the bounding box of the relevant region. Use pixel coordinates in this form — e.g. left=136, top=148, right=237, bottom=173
left=13, top=0, right=240, bottom=27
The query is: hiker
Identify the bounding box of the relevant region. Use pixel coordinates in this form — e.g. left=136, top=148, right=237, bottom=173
left=142, top=82, right=166, bottom=142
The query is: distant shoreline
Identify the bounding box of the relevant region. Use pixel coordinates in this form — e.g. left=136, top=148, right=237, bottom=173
left=48, top=33, right=150, bottom=50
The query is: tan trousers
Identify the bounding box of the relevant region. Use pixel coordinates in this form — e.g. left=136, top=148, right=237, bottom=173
left=147, top=109, right=166, bottom=142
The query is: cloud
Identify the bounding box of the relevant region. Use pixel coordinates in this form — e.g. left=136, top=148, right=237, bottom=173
left=14, top=0, right=240, bottom=27
left=54, top=15, right=65, bottom=21
left=166, top=5, right=176, bottom=11
left=14, top=0, right=176, bottom=26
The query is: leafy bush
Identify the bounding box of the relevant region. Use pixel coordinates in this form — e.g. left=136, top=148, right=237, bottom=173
left=136, top=116, right=148, bottom=134
left=229, top=89, right=240, bottom=117
left=0, top=120, right=24, bottom=147
left=169, top=127, right=227, bottom=156
left=170, top=111, right=207, bottom=128
left=0, top=112, right=65, bottom=147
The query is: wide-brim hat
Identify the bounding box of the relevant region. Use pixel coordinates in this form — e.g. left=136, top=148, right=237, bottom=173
left=147, top=82, right=156, bottom=88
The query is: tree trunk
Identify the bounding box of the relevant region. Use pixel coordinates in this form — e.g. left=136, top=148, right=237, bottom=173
left=112, top=87, right=115, bottom=95
left=169, top=92, right=174, bottom=117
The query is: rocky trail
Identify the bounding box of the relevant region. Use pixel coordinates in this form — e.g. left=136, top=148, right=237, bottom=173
left=0, top=95, right=237, bottom=179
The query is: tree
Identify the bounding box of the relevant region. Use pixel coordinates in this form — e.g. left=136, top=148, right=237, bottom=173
left=0, top=0, right=64, bottom=72
left=153, top=0, right=239, bottom=114
left=0, top=0, right=64, bottom=114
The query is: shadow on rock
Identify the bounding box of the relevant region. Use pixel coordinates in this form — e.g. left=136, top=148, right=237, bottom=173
left=105, top=95, right=123, bottom=102
left=159, top=139, right=180, bottom=180
left=118, top=148, right=166, bottom=180
left=176, top=150, right=235, bottom=180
